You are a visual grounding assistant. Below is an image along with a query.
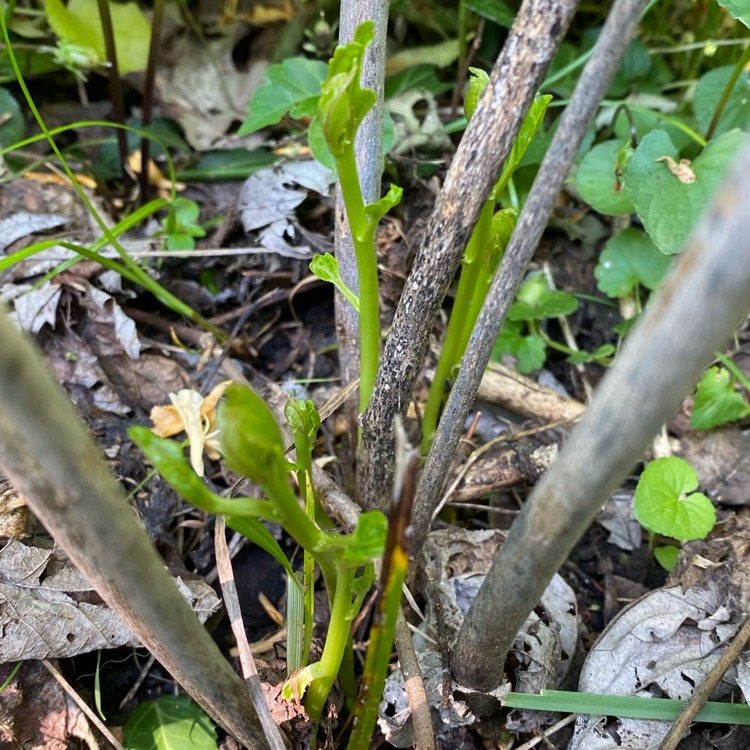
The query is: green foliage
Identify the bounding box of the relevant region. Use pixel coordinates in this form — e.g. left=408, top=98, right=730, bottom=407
left=595, top=228, right=672, bottom=298
left=574, top=139, right=634, bottom=216
left=492, top=319, right=547, bottom=374
left=0, top=88, right=23, bottom=149
left=318, top=21, right=376, bottom=158
left=464, top=67, right=489, bottom=121
left=654, top=544, right=680, bottom=572
left=310, top=253, right=360, bottom=312
left=463, top=0, right=517, bottom=28
left=43, top=0, right=151, bottom=74
left=691, top=366, right=750, bottom=429
left=124, top=696, right=217, bottom=750
left=159, top=198, right=210, bottom=251
left=238, top=57, right=328, bottom=134
left=217, top=384, right=286, bottom=486
left=624, top=128, right=745, bottom=255
left=507, top=273, right=578, bottom=321
left=717, top=0, right=750, bottom=27
left=694, top=66, right=750, bottom=137
left=634, top=457, right=716, bottom=541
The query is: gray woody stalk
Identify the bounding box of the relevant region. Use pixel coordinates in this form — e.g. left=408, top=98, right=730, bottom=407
left=358, top=0, right=579, bottom=512
left=334, top=0, right=388, bottom=489
left=411, top=0, right=651, bottom=554
left=454, top=131, right=750, bottom=691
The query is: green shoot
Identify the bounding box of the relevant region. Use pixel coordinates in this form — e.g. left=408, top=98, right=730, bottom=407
left=317, top=21, right=403, bottom=414
left=421, top=75, right=551, bottom=454
left=131, top=384, right=388, bottom=722
left=310, top=252, right=360, bottom=313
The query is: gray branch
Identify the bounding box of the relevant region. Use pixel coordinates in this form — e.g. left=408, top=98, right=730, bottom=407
left=334, top=0, right=389, bottom=492
left=358, top=0, right=579, bottom=512
left=452, top=136, right=750, bottom=691
left=0, top=312, right=275, bottom=749
left=410, top=0, right=650, bottom=557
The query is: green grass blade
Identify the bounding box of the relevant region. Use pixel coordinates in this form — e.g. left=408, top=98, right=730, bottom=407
left=502, top=690, right=750, bottom=724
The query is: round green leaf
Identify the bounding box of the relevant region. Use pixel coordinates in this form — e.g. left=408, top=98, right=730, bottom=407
left=693, top=66, right=750, bottom=137
left=717, top=0, right=750, bottom=28
left=654, top=544, right=680, bottom=571
left=595, top=228, right=672, bottom=298
left=124, top=696, right=217, bottom=750
left=574, top=140, right=635, bottom=216
left=691, top=366, right=750, bottom=430
left=624, top=128, right=748, bottom=254
left=0, top=88, right=23, bottom=149
left=634, top=457, right=716, bottom=540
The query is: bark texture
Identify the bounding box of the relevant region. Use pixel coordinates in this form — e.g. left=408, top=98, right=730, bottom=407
left=358, top=0, right=579, bottom=512
left=411, top=0, right=649, bottom=558
left=452, top=137, right=750, bottom=691
left=334, top=0, right=389, bottom=495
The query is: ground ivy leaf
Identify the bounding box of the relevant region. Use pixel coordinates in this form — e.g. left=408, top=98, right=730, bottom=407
left=124, top=695, right=217, bottom=750
left=691, top=366, right=750, bottom=429
left=238, top=57, right=328, bottom=135
left=634, top=456, right=716, bottom=541
left=574, top=139, right=635, bottom=216
left=567, top=343, right=615, bottom=365
left=717, top=0, right=750, bottom=28
left=595, top=228, right=673, bottom=298
left=508, top=273, right=578, bottom=320
left=693, top=66, right=750, bottom=137
left=624, top=128, right=748, bottom=254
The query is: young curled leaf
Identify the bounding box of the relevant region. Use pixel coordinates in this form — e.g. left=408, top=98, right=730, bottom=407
left=362, top=184, right=403, bottom=240
left=285, top=398, right=321, bottom=444
left=465, top=66, right=490, bottom=121
left=310, top=253, right=360, bottom=312
left=318, top=20, right=376, bottom=157
left=217, top=384, right=286, bottom=486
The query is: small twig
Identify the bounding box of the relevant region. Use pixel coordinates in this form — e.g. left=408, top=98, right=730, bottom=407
left=394, top=608, right=435, bottom=750
left=118, top=653, right=156, bottom=710
left=658, top=615, right=750, bottom=750
left=42, top=659, right=126, bottom=750
left=214, top=516, right=287, bottom=750
left=515, top=713, right=577, bottom=750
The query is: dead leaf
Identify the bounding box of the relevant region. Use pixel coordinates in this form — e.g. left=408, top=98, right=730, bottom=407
left=0, top=211, right=69, bottom=254
left=0, top=539, right=220, bottom=661
left=569, top=585, right=741, bottom=749
left=656, top=155, right=696, bottom=184
left=11, top=284, right=62, bottom=333
left=0, top=661, right=98, bottom=749
left=238, top=160, right=334, bottom=259
left=598, top=491, right=642, bottom=551
left=150, top=381, right=230, bottom=475
left=379, top=529, right=579, bottom=740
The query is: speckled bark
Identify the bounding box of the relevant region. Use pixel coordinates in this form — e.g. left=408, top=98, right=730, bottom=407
left=357, top=0, right=579, bottom=512
left=334, top=0, right=389, bottom=497
left=453, top=138, right=750, bottom=692
left=411, top=0, right=649, bottom=559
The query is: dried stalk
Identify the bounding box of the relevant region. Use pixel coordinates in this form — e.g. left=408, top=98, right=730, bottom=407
left=411, top=0, right=650, bottom=559
left=358, top=0, right=579, bottom=512
left=453, top=137, right=750, bottom=691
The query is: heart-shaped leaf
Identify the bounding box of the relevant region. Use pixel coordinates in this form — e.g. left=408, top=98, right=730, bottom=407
left=624, top=128, right=747, bottom=254
left=634, top=456, right=716, bottom=540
